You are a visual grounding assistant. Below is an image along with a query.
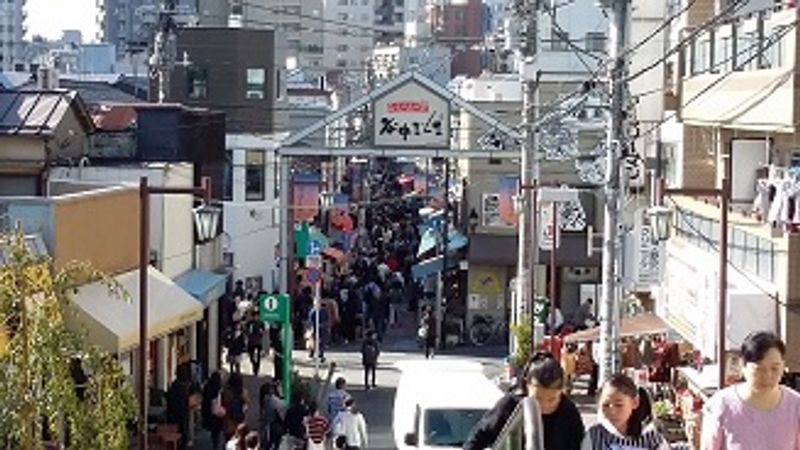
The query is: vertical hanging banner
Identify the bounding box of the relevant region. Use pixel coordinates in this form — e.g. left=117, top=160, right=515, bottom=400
left=498, top=175, right=519, bottom=227
left=539, top=202, right=561, bottom=250
left=373, top=80, right=451, bottom=149
left=293, top=172, right=321, bottom=222
left=350, top=165, right=363, bottom=202
left=329, top=193, right=353, bottom=231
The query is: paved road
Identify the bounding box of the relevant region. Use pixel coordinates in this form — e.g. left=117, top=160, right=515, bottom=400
left=190, top=311, right=596, bottom=449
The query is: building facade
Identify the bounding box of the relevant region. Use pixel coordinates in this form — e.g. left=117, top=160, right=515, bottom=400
left=168, top=27, right=284, bottom=292
left=650, top=1, right=800, bottom=375
left=0, top=0, right=25, bottom=71
left=323, top=0, right=376, bottom=74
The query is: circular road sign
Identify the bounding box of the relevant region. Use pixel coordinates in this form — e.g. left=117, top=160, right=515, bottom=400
left=306, top=268, right=322, bottom=284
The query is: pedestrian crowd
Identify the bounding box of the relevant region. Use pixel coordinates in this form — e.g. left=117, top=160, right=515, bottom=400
left=462, top=330, right=800, bottom=450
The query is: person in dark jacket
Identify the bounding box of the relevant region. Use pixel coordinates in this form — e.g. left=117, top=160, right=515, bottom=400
left=361, top=331, right=380, bottom=389
left=463, top=352, right=585, bottom=450
left=166, top=364, right=192, bottom=449
left=202, top=372, right=225, bottom=450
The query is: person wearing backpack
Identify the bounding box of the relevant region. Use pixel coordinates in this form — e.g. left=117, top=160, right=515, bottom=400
left=361, top=331, right=381, bottom=390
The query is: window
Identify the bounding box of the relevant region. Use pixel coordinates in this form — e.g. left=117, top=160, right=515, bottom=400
left=336, top=59, right=347, bottom=67
left=186, top=66, right=208, bottom=99
left=245, top=150, right=265, bottom=201
left=338, top=0, right=347, bottom=5
left=246, top=68, right=265, bottom=100
left=585, top=32, right=606, bottom=52
left=337, top=13, right=349, bottom=21
left=693, top=39, right=710, bottom=74
left=337, top=44, right=349, bottom=52
left=223, top=150, right=233, bottom=201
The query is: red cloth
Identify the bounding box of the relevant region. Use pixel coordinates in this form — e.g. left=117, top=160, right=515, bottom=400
left=307, top=415, right=329, bottom=444
left=386, top=255, right=400, bottom=273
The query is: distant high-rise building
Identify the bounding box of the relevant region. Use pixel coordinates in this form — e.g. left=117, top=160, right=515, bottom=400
left=375, top=0, right=405, bottom=44
left=323, top=0, right=375, bottom=75
left=98, top=0, right=196, bottom=59
left=0, top=0, right=25, bottom=71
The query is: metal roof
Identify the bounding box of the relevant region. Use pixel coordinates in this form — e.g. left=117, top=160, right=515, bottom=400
left=0, top=90, right=94, bottom=137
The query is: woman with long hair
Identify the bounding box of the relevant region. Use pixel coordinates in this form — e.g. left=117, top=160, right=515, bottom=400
left=581, top=374, right=668, bottom=449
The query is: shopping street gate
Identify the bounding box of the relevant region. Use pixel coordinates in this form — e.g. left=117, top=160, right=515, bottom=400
left=274, top=70, right=525, bottom=362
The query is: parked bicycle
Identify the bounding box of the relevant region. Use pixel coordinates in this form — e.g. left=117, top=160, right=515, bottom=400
left=469, top=314, right=507, bottom=346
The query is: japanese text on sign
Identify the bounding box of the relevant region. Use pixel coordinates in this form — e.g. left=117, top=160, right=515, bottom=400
left=373, top=80, right=451, bottom=148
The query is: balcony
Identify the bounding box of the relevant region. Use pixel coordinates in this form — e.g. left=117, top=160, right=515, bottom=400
left=681, top=7, right=797, bottom=131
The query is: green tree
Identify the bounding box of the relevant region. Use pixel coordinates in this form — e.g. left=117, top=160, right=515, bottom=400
left=0, top=230, right=137, bottom=449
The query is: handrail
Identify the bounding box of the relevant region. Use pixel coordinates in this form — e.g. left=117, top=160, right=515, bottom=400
left=490, top=398, right=545, bottom=450
left=490, top=402, right=524, bottom=450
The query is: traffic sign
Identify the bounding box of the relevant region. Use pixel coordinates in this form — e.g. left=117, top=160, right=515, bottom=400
left=308, top=239, right=322, bottom=255
left=259, top=293, right=290, bottom=324
left=306, top=254, right=322, bottom=269
left=306, top=268, right=322, bottom=284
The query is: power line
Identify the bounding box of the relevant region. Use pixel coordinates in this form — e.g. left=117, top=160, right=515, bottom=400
left=625, top=0, right=751, bottom=82
left=637, top=19, right=798, bottom=143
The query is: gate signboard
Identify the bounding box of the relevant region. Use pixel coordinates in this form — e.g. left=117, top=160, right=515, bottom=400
left=373, top=80, right=450, bottom=149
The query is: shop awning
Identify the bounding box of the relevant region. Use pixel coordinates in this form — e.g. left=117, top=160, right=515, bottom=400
left=175, top=269, right=228, bottom=307
left=563, top=314, right=670, bottom=343
left=68, top=266, right=204, bottom=354
left=411, top=255, right=460, bottom=280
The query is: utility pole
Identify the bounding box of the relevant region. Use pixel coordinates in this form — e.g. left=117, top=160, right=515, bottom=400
left=515, top=0, right=539, bottom=349
left=599, top=0, right=630, bottom=383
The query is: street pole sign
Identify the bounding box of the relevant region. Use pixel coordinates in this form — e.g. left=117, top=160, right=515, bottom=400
left=258, top=293, right=292, bottom=403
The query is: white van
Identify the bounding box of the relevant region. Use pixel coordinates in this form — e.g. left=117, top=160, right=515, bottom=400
left=393, top=360, right=503, bottom=450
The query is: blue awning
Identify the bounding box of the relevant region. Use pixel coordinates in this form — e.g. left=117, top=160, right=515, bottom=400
left=175, top=270, right=228, bottom=307
left=411, top=255, right=461, bottom=280
left=412, top=256, right=444, bottom=280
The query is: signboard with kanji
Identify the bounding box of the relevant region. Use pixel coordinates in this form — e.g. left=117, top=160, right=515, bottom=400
left=373, top=80, right=450, bottom=149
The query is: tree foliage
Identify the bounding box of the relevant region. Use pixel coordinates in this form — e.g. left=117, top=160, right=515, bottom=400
left=0, top=230, right=137, bottom=450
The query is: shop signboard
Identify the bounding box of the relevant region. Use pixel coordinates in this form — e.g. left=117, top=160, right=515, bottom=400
left=373, top=80, right=450, bottom=149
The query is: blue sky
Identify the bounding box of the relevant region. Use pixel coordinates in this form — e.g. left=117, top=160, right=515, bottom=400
left=26, top=0, right=99, bottom=42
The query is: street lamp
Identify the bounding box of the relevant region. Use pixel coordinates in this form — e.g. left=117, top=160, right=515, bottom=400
left=138, top=176, right=211, bottom=450
left=320, top=192, right=335, bottom=210
left=193, top=205, right=222, bottom=243
left=647, top=206, right=673, bottom=242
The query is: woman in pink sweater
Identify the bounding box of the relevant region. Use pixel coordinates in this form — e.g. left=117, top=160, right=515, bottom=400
left=701, top=331, right=800, bottom=450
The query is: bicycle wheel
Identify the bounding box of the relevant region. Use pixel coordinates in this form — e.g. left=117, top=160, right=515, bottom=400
left=470, top=321, right=492, bottom=346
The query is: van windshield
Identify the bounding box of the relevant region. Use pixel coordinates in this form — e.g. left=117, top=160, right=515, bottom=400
left=423, top=408, right=487, bottom=447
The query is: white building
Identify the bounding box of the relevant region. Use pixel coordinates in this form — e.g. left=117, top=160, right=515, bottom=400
left=224, top=134, right=286, bottom=294
left=323, top=0, right=375, bottom=72
left=0, top=0, right=24, bottom=71
left=371, top=44, right=451, bottom=86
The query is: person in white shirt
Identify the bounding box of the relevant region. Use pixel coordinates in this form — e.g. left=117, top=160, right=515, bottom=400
left=332, top=398, right=368, bottom=450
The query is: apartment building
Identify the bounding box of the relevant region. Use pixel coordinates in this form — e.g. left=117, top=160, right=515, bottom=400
left=653, top=1, right=800, bottom=373
left=0, top=0, right=25, bottom=71
left=323, top=0, right=376, bottom=74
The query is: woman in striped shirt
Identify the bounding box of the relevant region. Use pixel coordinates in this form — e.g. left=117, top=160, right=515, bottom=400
left=581, top=374, right=669, bottom=450
left=306, top=401, right=330, bottom=450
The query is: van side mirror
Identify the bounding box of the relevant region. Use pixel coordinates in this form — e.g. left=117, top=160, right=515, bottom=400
left=404, top=433, right=418, bottom=446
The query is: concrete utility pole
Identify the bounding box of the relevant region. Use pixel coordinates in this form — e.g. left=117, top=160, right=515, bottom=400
left=599, top=0, right=630, bottom=383
left=515, top=0, right=539, bottom=346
